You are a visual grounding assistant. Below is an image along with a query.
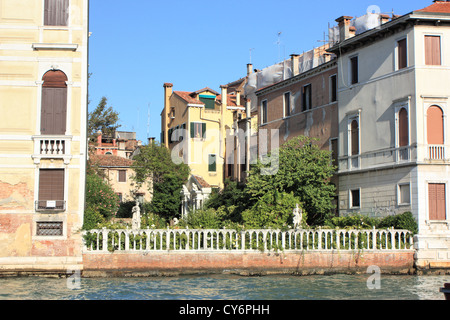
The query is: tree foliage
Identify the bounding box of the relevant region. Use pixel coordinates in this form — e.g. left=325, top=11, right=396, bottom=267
left=88, top=96, right=120, bottom=143
left=246, top=136, right=336, bottom=226
left=132, top=142, right=190, bottom=221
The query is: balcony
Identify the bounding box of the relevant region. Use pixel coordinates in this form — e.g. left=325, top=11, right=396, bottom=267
left=428, top=145, right=445, bottom=160
left=32, top=135, right=72, bottom=164
left=35, top=200, right=66, bottom=212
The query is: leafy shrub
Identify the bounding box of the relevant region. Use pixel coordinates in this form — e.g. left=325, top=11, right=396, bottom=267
left=241, top=191, right=306, bottom=229
left=378, top=211, right=418, bottom=234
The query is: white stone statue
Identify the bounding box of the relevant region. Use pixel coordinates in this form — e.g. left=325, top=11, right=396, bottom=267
left=132, top=200, right=141, bottom=230
left=293, top=204, right=302, bottom=229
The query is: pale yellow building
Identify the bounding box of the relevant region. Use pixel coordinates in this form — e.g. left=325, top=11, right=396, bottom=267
left=161, top=83, right=245, bottom=215
left=0, top=0, right=89, bottom=274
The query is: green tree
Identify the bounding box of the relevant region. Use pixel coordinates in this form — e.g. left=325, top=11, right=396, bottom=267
left=246, top=136, right=336, bottom=226
left=88, top=96, right=120, bottom=143
left=132, top=142, right=190, bottom=221
left=83, top=173, right=120, bottom=230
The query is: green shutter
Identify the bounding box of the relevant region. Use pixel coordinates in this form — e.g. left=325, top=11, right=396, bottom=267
left=199, top=95, right=215, bottom=109
left=209, top=154, right=217, bottom=172
left=190, top=122, right=195, bottom=138
left=202, top=123, right=206, bottom=138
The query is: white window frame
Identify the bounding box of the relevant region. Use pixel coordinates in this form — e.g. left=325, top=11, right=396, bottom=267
left=283, top=91, right=291, bottom=118
left=349, top=188, right=361, bottom=209
left=395, top=36, right=408, bottom=71
left=397, top=183, right=411, bottom=206
left=261, top=99, right=268, bottom=125
left=329, top=74, right=338, bottom=103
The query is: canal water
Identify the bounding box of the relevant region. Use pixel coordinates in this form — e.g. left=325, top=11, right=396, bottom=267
left=0, top=274, right=448, bottom=300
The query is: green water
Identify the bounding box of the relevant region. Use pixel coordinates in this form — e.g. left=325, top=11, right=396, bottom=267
left=0, top=274, right=448, bottom=300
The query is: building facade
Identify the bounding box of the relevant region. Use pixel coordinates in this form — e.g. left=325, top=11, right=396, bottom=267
left=0, top=0, right=89, bottom=273
left=328, top=1, right=450, bottom=269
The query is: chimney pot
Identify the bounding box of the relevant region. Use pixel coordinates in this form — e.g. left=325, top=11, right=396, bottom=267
left=336, top=16, right=353, bottom=42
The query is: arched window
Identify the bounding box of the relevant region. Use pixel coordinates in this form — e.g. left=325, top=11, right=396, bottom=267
left=398, top=108, right=409, bottom=147
left=427, top=105, right=444, bottom=145
left=41, top=70, right=68, bottom=135
left=351, top=119, right=359, bottom=156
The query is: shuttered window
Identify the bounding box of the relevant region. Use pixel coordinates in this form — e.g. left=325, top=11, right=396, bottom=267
left=398, top=108, right=409, bottom=147
left=41, top=70, right=68, bottom=135
left=351, top=120, right=359, bottom=156
left=330, top=75, right=337, bottom=103
left=427, top=105, right=444, bottom=145
left=208, top=154, right=217, bottom=172
left=284, top=92, right=291, bottom=117
left=425, top=35, right=441, bottom=66
left=429, top=183, right=446, bottom=220
left=398, top=39, right=407, bottom=69
left=302, top=84, right=312, bottom=111
left=199, top=95, right=215, bottom=110
left=190, top=122, right=206, bottom=139
left=261, top=100, right=268, bottom=124
left=44, top=0, right=69, bottom=26
left=38, top=169, right=64, bottom=210
left=118, top=170, right=127, bottom=182
left=350, top=56, right=359, bottom=84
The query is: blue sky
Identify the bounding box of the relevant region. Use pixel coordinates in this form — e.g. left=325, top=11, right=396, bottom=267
left=88, top=0, right=430, bottom=143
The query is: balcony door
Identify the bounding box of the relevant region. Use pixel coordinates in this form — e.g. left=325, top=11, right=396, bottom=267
left=41, top=70, right=68, bottom=135
left=427, top=105, right=444, bottom=160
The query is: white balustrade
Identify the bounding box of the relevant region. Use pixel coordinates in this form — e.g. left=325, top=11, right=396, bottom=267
left=82, top=228, right=414, bottom=253
left=428, top=145, right=445, bottom=160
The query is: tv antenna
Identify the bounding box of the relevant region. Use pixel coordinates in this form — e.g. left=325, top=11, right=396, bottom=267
left=249, top=48, right=255, bottom=64
left=276, top=31, right=282, bottom=62
left=147, top=103, right=150, bottom=139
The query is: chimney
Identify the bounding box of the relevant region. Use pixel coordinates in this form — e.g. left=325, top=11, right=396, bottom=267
left=290, top=54, right=300, bottom=76
left=220, top=85, right=228, bottom=108
left=349, top=26, right=356, bottom=38
left=97, top=130, right=102, bottom=145
left=380, top=14, right=390, bottom=24
left=336, top=16, right=353, bottom=42
left=247, top=63, right=253, bottom=76
left=236, top=90, right=241, bottom=106
left=163, top=83, right=173, bottom=147
left=148, top=137, right=155, bottom=145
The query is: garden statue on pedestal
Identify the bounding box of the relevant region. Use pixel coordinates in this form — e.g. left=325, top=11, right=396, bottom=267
left=293, top=204, right=302, bottom=229
left=132, top=200, right=141, bottom=230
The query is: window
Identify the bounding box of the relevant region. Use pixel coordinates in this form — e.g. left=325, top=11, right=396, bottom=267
left=425, top=35, right=441, bottom=66
left=350, top=56, right=359, bottom=84
left=330, top=138, right=338, bottom=167
left=208, top=154, right=217, bottom=172
left=398, top=108, right=409, bottom=147
left=41, top=70, right=68, bottom=135
left=397, top=38, right=407, bottom=70
left=284, top=92, right=291, bottom=117
left=190, top=122, right=206, bottom=139
left=427, top=105, right=444, bottom=145
left=118, top=170, right=127, bottom=182
left=350, top=189, right=360, bottom=208
left=36, top=222, right=63, bottom=236
left=117, top=193, right=123, bottom=203
left=330, top=75, right=337, bottom=103
left=44, top=0, right=69, bottom=26
left=38, top=169, right=65, bottom=210
left=398, top=184, right=411, bottom=205
left=350, top=120, right=359, bottom=156
left=428, top=183, right=446, bottom=220
left=302, top=84, right=312, bottom=111
left=199, top=95, right=215, bottom=110
left=261, top=100, right=268, bottom=124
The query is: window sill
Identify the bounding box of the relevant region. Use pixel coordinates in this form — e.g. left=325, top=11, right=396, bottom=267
left=32, top=43, right=78, bottom=51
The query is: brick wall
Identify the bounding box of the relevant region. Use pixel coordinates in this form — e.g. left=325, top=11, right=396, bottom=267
left=82, top=251, right=415, bottom=277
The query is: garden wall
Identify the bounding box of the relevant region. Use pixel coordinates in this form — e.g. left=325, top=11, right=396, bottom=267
left=82, top=250, right=415, bottom=277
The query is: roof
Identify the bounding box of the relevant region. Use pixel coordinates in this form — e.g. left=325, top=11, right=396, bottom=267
left=173, top=91, right=204, bottom=105
left=89, top=154, right=134, bottom=168
left=416, top=1, right=450, bottom=14
left=192, top=175, right=211, bottom=188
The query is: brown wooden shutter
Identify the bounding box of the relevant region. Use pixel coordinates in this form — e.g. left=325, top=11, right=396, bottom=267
left=425, top=36, right=441, bottom=66
left=118, top=170, right=127, bottom=182
left=351, top=120, right=359, bottom=155
left=41, top=71, right=67, bottom=135
left=350, top=57, right=358, bottom=84
left=429, top=183, right=446, bottom=220
left=399, top=108, right=409, bottom=147
left=44, top=0, right=69, bottom=26
left=427, top=105, right=444, bottom=145
left=398, top=39, right=407, bottom=69
left=39, top=169, right=64, bottom=201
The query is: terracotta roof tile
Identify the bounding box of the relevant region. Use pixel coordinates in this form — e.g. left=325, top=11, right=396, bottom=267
left=416, top=1, right=450, bottom=13
left=173, top=91, right=204, bottom=105
left=192, top=175, right=211, bottom=188
left=90, top=154, right=134, bottom=167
